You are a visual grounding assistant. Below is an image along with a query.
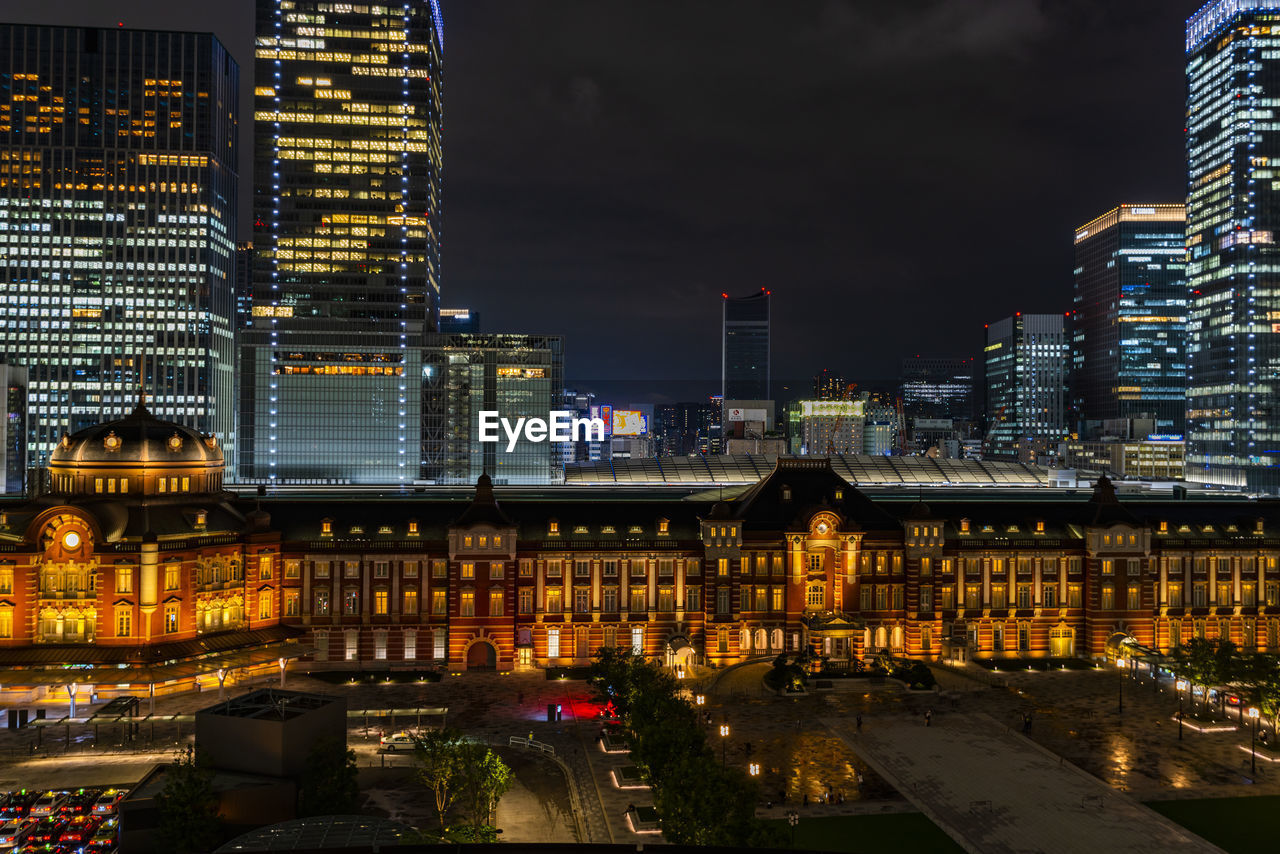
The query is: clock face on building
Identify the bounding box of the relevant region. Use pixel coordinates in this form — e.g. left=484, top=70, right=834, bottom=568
left=62, top=531, right=81, bottom=549
left=816, top=522, right=830, bottom=535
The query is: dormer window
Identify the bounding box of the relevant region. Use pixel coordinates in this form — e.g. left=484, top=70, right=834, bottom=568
left=1159, top=521, right=1168, bottom=534
left=658, top=518, right=670, bottom=535
left=195, top=510, right=208, bottom=528
left=960, top=518, right=970, bottom=534
left=1007, top=525, right=1019, bottom=533
left=1256, top=518, right=1265, bottom=534
left=408, top=520, right=419, bottom=536
left=834, top=489, right=843, bottom=501
left=781, top=486, right=792, bottom=501
left=479, top=536, right=489, bottom=548
left=1035, top=521, right=1045, bottom=534
left=349, top=525, right=364, bottom=535
left=548, top=520, right=560, bottom=536
left=601, top=526, right=616, bottom=534
left=573, top=526, right=589, bottom=535
left=629, top=525, right=644, bottom=534
left=494, top=535, right=502, bottom=548
left=378, top=525, right=393, bottom=535
left=321, top=518, right=333, bottom=537
left=981, top=525, right=993, bottom=533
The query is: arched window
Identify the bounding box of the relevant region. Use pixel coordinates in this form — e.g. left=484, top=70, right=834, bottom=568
left=739, top=628, right=751, bottom=651
left=874, top=626, right=887, bottom=650
left=891, top=625, right=904, bottom=651
left=754, top=628, right=767, bottom=651
left=771, top=628, right=784, bottom=651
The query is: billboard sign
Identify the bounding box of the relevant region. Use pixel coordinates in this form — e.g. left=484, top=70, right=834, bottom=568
left=612, top=409, right=648, bottom=436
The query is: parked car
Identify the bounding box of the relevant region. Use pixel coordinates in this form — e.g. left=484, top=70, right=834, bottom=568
left=0, top=818, right=35, bottom=848
left=26, top=793, right=66, bottom=819
left=57, top=814, right=101, bottom=845
left=57, top=789, right=100, bottom=817
left=0, top=793, right=39, bottom=821
left=24, top=816, right=65, bottom=844
left=91, top=790, right=126, bottom=816
left=379, top=731, right=418, bottom=751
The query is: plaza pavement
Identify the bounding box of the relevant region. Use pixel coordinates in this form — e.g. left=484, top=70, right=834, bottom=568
left=827, top=712, right=1222, bottom=854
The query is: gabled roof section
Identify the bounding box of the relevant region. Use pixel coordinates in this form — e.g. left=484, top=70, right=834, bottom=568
left=1088, top=475, right=1139, bottom=527
left=454, top=473, right=513, bottom=528
left=729, top=457, right=898, bottom=531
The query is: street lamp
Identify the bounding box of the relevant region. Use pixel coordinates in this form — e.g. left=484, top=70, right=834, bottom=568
left=1248, top=707, right=1261, bottom=775
left=695, top=694, right=705, bottom=706
left=1176, top=680, right=1188, bottom=741
left=719, top=723, right=730, bottom=767
left=786, top=810, right=799, bottom=847
left=1116, top=661, right=1124, bottom=715
left=748, top=762, right=760, bottom=776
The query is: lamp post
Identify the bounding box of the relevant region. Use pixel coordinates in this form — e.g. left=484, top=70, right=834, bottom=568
left=1176, top=680, right=1188, bottom=741
left=1249, top=707, right=1261, bottom=775
left=719, top=723, right=730, bottom=767
left=786, top=810, right=799, bottom=847
left=748, top=762, right=760, bottom=777
left=695, top=694, right=705, bottom=706
left=1116, top=658, right=1125, bottom=714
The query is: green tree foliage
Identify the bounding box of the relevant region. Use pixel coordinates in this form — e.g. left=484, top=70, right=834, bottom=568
left=155, top=748, right=222, bottom=854
left=590, top=646, right=777, bottom=846
left=299, top=735, right=360, bottom=816
left=413, top=729, right=467, bottom=835
left=455, top=742, right=514, bottom=834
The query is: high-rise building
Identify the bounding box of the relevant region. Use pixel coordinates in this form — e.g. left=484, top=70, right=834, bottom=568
left=653, top=402, right=719, bottom=456
left=1, top=360, right=27, bottom=494
left=794, top=400, right=864, bottom=455
left=241, top=0, right=444, bottom=483
left=1071, top=204, right=1187, bottom=437
left=722, top=290, right=770, bottom=400
left=440, top=308, right=479, bottom=334
left=900, top=356, right=977, bottom=423
left=235, top=241, right=255, bottom=330
left=0, top=24, right=239, bottom=470
left=421, top=334, right=564, bottom=485
left=984, top=314, right=1069, bottom=460
left=812, top=369, right=848, bottom=401
left=1186, top=1, right=1280, bottom=492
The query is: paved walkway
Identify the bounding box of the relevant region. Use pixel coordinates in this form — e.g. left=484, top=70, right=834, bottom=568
left=827, top=712, right=1222, bottom=854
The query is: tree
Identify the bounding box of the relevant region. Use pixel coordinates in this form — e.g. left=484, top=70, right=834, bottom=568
left=299, top=736, right=360, bottom=816
left=413, top=729, right=467, bottom=835
left=155, top=748, right=222, bottom=854
left=455, top=742, right=513, bottom=834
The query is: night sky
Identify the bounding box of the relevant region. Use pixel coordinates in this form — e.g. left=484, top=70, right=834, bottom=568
left=10, top=1, right=1209, bottom=401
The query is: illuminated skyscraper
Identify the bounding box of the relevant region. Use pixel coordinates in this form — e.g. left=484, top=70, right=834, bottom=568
left=983, top=315, right=1068, bottom=460
left=1071, top=204, right=1187, bottom=436
left=1, top=359, right=26, bottom=494
left=1186, top=1, right=1280, bottom=492
left=900, top=356, right=977, bottom=423
left=242, top=0, right=444, bottom=483
left=0, top=24, right=238, bottom=471
left=722, top=290, right=770, bottom=401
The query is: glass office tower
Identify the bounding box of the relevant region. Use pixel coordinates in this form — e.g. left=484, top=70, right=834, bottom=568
left=242, top=0, right=444, bottom=483
left=1186, top=1, right=1280, bottom=492
left=983, top=315, right=1068, bottom=460
left=1071, top=204, right=1187, bottom=436
left=421, top=334, right=564, bottom=485
left=1, top=360, right=26, bottom=494
left=900, top=356, right=977, bottom=423
left=0, top=25, right=238, bottom=470
left=722, top=290, right=770, bottom=401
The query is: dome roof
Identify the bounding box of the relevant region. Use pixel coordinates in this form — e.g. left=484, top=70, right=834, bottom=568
left=50, top=403, right=222, bottom=468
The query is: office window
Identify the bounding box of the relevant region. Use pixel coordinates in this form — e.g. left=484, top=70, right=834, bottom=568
left=718, top=558, right=729, bottom=577
left=373, top=561, right=388, bottom=579
left=875, top=586, right=888, bottom=610
left=547, top=627, right=560, bottom=658
left=490, top=562, right=504, bottom=580
left=1016, top=584, right=1031, bottom=609
left=374, top=589, right=389, bottom=616
left=344, top=561, right=359, bottom=579
left=717, top=587, right=730, bottom=614
left=892, top=585, right=904, bottom=610
left=460, top=592, right=475, bottom=617
left=489, top=589, right=504, bottom=617
left=373, top=632, right=387, bottom=661
left=1101, top=586, right=1115, bottom=610
left=116, top=568, right=133, bottom=594
left=686, top=587, right=700, bottom=611
left=403, top=588, right=418, bottom=615
left=631, top=626, right=644, bottom=655
left=259, top=591, right=273, bottom=620
left=1018, top=624, right=1030, bottom=652
left=461, top=562, right=475, bottom=580
left=316, top=561, right=331, bottom=579
left=1170, top=620, right=1182, bottom=649
left=1217, top=582, right=1232, bottom=606
left=1042, top=585, right=1057, bottom=608
left=629, top=586, right=646, bottom=613
left=771, top=586, right=784, bottom=612
left=941, top=585, right=955, bottom=609
left=114, top=607, right=130, bottom=638
left=920, top=557, right=932, bottom=577
left=1127, top=585, right=1141, bottom=610
left=404, top=561, right=419, bottom=578
left=602, top=586, right=618, bottom=613
left=520, top=559, right=534, bottom=578
left=1068, top=584, right=1082, bottom=608
left=285, top=560, right=301, bottom=579
left=860, top=586, right=872, bottom=610
left=315, top=591, right=330, bottom=617
left=1243, top=583, right=1257, bottom=608
left=547, top=560, right=562, bottom=578
left=344, top=590, right=360, bottom=615
left=576, top=560, right=590, bottom=578
left=1127, top=559, right=1141, bottom=576
left=920, top=585, right=933, bottom=611
left=519, top=588, right=534, bottom=614
left=921, top=625, right=932, bottom=651
left=345, top=630, right=359, bottom=661
left=164, top=604, right=178, bottom=634
left=404, top=629, right=417, bottom=660
left=546, top=589, right=563, bottom=614
left=1193, top=583, right=1207, bottom=607
left=163, top=563, right=179, bottom=590
left=1169, top=582, right=1184, bottom=608
left=432, top=590, right=447, bottom=615
left=1266, top=582, right=1279, bottom=607
left=991, top=584, right=1007, bottom=610
left=659, top=587, right=675, bottom=612
left=432, top=560, right=447, bottom=579
left=433, top=629, right=446, bottom=659
left=574, top=587, right=590, bottom=613
left=285, top=590, right=300, bottom=617
left=261, top=556, right=275, bottom=580
left=717, top=629, right=728, bottom=653
left=603, top=559, right=618, bottom=577
left=992, top=623, right=1004, bottom=651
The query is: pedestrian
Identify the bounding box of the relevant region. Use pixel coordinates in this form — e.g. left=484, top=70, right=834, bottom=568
left=802, top=793, right=809, bottom=807
left=925, top=709, right=932, bottom=727
left=856, top=713, right=863, bottom=732
left=856, top=772, right=864, bottom=787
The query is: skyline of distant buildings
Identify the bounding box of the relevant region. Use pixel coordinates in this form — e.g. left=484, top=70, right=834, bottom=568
left=4, top=1, right=1280, bottom=495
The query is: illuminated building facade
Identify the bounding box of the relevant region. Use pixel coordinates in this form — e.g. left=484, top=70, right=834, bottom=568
left=1071, top=204, right=1187, bottom=437
left=439, top=308, right=479, bottom=334
left=421, top=333, right=565, bottom=485
left=795, top=400, right=865, bottom=455
left=241, top=0, right=444, bottom=484
left=3, top=417, right=1279, bottom=694
left=722, top=290, right=771, bottom=401
left=1, top=360, right=26, bottom=494
left=1186, top=1, right=1280, bottom=492
left=901, top=356, right=977, bottom=424
left=0, top=24, right=239, bottom=471
left=984, top=315, right=1069, bottom=460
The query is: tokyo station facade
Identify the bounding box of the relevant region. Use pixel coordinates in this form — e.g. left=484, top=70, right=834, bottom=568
left=2, top=406, right=1280, bottom=700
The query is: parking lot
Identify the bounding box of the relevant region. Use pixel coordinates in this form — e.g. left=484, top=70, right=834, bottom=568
left=0, top=785, right=126, bottom=853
